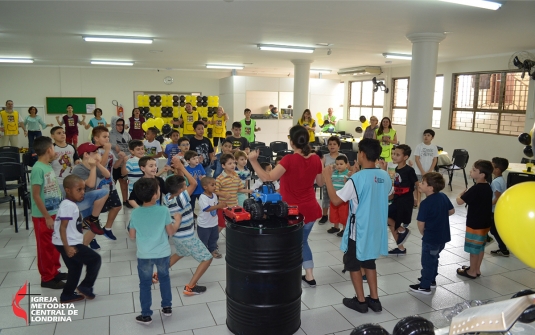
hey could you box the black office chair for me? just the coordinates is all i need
[0,162,30,208]
[319,145,329,155]
[507,172,535,188]
[269,141,288,154]
[0,146,20,154]
[440,149,469,191]
[0,151,20,163]
[257,155,271,164]
[276,150,294,159]
[0,173,19,232]
[256,146,273,160]
[340,150,357,166]
[250,141,266,150]
[340,141,353,151]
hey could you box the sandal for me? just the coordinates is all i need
[457,267,477,279]
[461,265,481,277]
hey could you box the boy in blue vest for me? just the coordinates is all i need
[323,138,392,314]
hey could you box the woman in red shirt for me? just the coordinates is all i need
[248,125,324,287]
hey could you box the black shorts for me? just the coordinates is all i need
[112,167,125,183]
[213,137,225,147]
[343,238,376,272]
[102,189,122,213]
[388,198,413,229]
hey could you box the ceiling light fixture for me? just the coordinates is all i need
[310,69,332,73]
[257,44,314,53]
[338,66,382,76]
[91,61,134,66]
[438,0,502,10]
[382,53,412,60]
[0,58,34,63]
[206,64,244,70]
[83,36,153,44]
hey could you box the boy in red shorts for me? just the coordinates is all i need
[327,156,350,237]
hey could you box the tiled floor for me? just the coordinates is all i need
[1,173,534,335]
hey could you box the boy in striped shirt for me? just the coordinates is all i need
[163,155,213,296]
[122,140,145,197]
[327,156,350,237]
[215,153,249,232]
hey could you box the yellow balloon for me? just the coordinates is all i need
[145,119,156,128]
[495,181,535,268]
[142,122,150,132]
[154,118,165,130]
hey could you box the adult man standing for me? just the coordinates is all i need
[172,103,199,138]
[323,108,337,131]
[0,100,26,147]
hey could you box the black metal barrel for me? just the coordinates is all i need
[226,220,303,335]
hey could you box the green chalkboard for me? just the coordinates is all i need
[46,97,97,115]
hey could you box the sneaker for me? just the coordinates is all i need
[362,275,367,283]
[318,215,328,225]
[409,284,432,295]
[183,284,207,296]
[123,201,133,209]
[103,228,117,241]
[336,229,344,237]
[162,307,172,317]
[60,293,85,303]
[327,227,340,234]
[77,286,96,300]
[41,279,65,289]
[396,228,411,245]
[388,247,406,255]
[402,223,410,228]
[212,250,223,259]
[417,277,437,288]
[490,249,510,257]
[55,272,68,281]
[486,235,494,243]
[302,275,316,288]
[342,296,368,313]
[83,217,104,235]
[365,296,383,312]
[89,239,101,251]
[135,315,152,325]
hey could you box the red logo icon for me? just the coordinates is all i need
[12,281,28,325]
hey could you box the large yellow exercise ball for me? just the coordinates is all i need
[495,181,535,268]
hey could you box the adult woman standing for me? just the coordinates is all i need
[24,106,53,151]
[85,108,109,130]
[248,125,324,286]
[363,116,379,139]
[374,117,397,162]
[298,109,317,143]
[128,107,145,140]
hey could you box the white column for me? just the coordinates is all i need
[405,33,445,148]
[291,59,313,125]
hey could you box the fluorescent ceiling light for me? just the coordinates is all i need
[383,53,412,60]
[83,36,153,44]
[206,64,244,70]
[310,69,332,73]
[91,61,134,66]
[0,58,34,63]
[257,44,314,53]
[439,0,502,10]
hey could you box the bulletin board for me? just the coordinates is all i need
[46,97,97,115]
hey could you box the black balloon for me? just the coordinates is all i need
[166,107,173,113]
[180,102,185,107]
[145,113,154,119]
[156,102,161,107]
[197,102,202,107]
[172,95,179,102]
[393,316,434,335]
[155,95,161,102]
[179,95,185,102]
[350,324,389,335]
[202,96,208,102]
[156,135,164,144]
[355,127,363,133]
[518,133,531,145]
[173,101,179,107]
[162,124,172,135]
[196,96,202,102]
[143,107,150,113]
[202,102,208,107]
[149,95,155,101]
[161,107,167,112]
[524,145,533,157]
[149,102,155,107]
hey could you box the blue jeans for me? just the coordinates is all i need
[420,241,445,289]
[28,131,42,152]
[197,225,219,253]
[302,221,315,269]
[137,256,171,317]
[77,189,109,218]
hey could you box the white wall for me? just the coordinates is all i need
[336,54,535,164]
[0,66,221,144]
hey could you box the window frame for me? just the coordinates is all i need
[347,78,385,121]
[449,70,529,136]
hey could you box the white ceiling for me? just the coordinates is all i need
[1,0,535,78]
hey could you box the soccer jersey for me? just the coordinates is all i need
[62,114,79,137]
[164,190,195,239]
[240,119,256,143]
